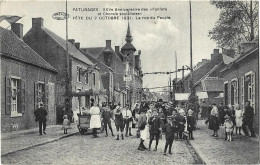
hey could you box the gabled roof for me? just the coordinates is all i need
[41,27,93,66]
[121,42,136,51]
[81,47,105,59]
[0,27,57,72]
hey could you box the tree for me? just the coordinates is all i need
[209,0,259,48]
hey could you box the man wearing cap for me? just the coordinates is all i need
[101,103,114,137]
[148,109,162,151]
[34,102,48,135]
[122,104,133,137]
[114,106,124,140]
[163,116,176,155]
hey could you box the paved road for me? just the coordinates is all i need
[2,128,198,165]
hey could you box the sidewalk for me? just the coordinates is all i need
[189,120,259,164]
[1,123,79,156]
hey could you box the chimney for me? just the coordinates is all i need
[11,23,23,39]
[68,39,75,45]
[106,40,111,47]
[138,50,141,55]
[214,49,219,55]
[32,17,43,29]
[115,46,119,52]
[75,42,80,49]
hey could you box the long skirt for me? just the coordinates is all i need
[209,115,219,131]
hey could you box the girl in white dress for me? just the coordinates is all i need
[235,104,243,135]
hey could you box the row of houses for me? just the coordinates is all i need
[173,41,259,133]
[1,18,144,132]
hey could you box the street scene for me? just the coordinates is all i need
[1,0,259,164]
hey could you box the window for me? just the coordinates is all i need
[5,77,25,117]
[84,73,88,84]
[35,81,48,111]
[244,71,256,114]
[231,78,238,105]
[77,66,81,82]
[93,72,95,86]
[224,81,228,106]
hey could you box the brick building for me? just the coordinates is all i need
[24,18,105,123]
[81,40,127,107]
[1,24,57,132]
[221,42,259,132]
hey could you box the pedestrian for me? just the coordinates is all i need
[187,109,195,140]
[200,101,208,120]
[132,103,140,128]
[235,104,243,135]
[242,101,256,137]
[34,102,48,135]
[113,106,124,140]
[89,101,101,138]
[122,104,133,137]
[63,115,70,134]
[102,103,114,137]
[137,108,148,151]
[224,114,233,141]
[218,102,224,125]
[148,109,162,151]
[208,103,219,137]
[177,111,186,140]
[205,104,212,125]
[163,116,175,155]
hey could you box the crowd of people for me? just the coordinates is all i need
[201,101,256,141]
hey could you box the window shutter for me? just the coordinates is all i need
[228,82,231,106]
[241,77,244,112]
[45,83,49,111]
[34,82,39,110]
[251,72,255,114]
[237,79,239,105]
[5,76,11,115]
[19,79,26,113]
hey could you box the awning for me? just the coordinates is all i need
[175,93,190,101]
[215,93,224,98]
[197,92,208,99]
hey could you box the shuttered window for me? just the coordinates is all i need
[241,76,244,112]
[251,72,255,114]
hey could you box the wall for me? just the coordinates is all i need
[1,57,56,132]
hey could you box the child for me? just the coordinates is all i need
[187,109,195,140]
[178,112,186,140]
[163,116,176,155]
[63,115,70,134]
[224,114,233,141]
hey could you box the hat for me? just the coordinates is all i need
[224,114,230,119]
[39,102,44,107]
[147,109,152,113]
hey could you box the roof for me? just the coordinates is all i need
[81,47,105,59]
[201,78,224,92]
[41,27,93,66]
[0,27,57,72]
[121,42,136,51]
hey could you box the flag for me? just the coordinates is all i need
[222,48,237,64]
[0,15,22,24]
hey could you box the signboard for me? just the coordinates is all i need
[124,75,132,81]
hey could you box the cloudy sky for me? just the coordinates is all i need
[1,0,220,92]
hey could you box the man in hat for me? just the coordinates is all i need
[242,101,256,137]
[163,116,176,155]
[34,102,48,135]
[148,109,162,151]
[122,104,133,137]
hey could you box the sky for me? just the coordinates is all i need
[1,0,220,92]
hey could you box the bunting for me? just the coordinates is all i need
[0,15,22,24]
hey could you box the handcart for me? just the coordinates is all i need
[77,114,91,135]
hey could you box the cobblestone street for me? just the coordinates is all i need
[2,127,198,165]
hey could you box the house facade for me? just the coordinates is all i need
[1,24,57,132]
[24,17,104,123]
[221,43,259,132]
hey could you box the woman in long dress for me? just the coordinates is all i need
[208,103,219,137]
[235,104,243,135]
[89,101,101,138]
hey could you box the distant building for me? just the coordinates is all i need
[24,18,105,123]
[1,24,57,132]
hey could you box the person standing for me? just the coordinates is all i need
[137,108,148,151]
[201,101,208,120]
[122,104,133,137]
[218,102,224,125]
[209,103,219,137]
[242,101,256,137]
[63,115,70,134]
[114,106,124,140]
[235,104,243,135]
[102,103,114,137]
[89,101,101,138]
[148,109,162,151]
[163,116,175,155]
[177,111,186,140]
[34,102,48,135]
[187,109,195,140]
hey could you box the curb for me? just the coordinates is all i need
[1,132,78,157]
